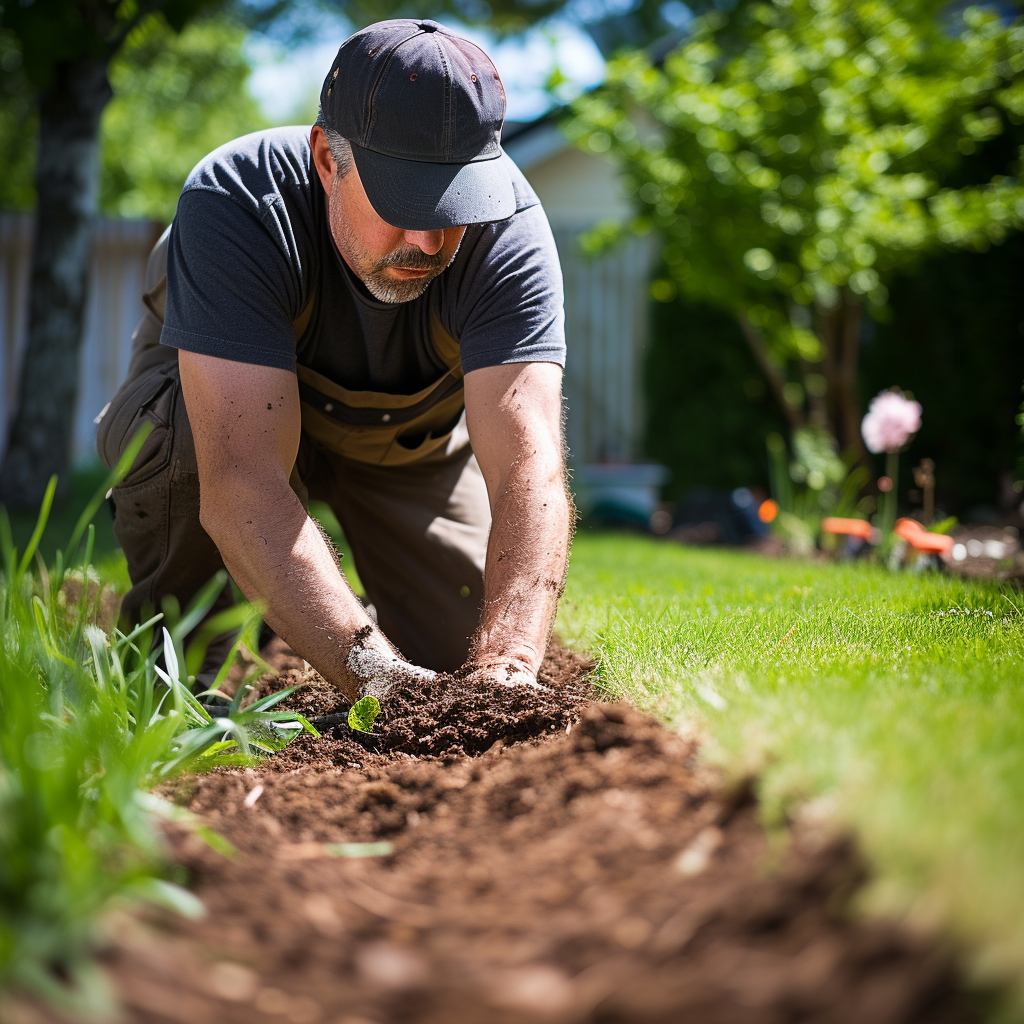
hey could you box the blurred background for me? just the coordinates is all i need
[0,0,1022,549]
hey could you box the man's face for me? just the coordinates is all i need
[326,151,466,304]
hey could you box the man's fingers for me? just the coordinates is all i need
[464,659,548,691]
[347,643,436,699]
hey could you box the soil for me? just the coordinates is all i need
[49,641,987,1024]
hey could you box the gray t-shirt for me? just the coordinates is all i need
[161,126,565,395]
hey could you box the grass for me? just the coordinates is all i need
[559,532,1024,1016]
[5,463,127,590]
[0,458,318,1015]
[4,463,361,597]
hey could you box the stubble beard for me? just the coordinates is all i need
[330,180,461,304]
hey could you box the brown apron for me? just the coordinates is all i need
[141,227,467,467]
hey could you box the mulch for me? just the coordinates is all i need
[43,641,988,1024]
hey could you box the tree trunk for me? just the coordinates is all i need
[737,312,805,432]
[810,291,869,470]
[0,58,111,509]
[835,295,867,466]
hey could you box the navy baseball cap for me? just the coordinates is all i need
[319,19,515,231]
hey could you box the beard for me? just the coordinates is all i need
[330,181,461,304]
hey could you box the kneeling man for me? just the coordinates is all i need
[97,19,571,699]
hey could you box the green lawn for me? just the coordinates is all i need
[559,532,1024,1014]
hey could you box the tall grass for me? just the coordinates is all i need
[0,435,315,1013]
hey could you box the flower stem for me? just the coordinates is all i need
[881,450,899,538]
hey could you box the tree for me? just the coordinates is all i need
[0,0,230,509]
[566,0,1024,468]
[100,16,269,222]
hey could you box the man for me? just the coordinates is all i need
[97,19,571,700]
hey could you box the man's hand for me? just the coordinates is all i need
[460,658,546,690]
[347,630,437,699]
[464,360,570,680]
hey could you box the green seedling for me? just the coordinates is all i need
[323,842,393,858]
[348,695,381,732]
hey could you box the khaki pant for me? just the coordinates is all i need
[97,253,490,674]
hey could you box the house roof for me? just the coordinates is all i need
[502,113,569,173]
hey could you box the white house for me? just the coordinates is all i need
[503,116,655,468]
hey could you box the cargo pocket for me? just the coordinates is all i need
[97,369,179,487]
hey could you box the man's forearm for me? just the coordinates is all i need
[202,482,385,700]
[472,456,572,675]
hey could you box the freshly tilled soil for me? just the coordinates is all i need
[84,641,982,1024]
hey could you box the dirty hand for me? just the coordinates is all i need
[462,658,546,690]
[347,642,436,700]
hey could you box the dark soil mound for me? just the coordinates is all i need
[90,645,983,1024]
[243,639,595,767]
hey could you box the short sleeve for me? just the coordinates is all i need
[161,189,304,372]
[449,202,566,374]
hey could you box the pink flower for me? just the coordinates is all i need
[861,389,922,454]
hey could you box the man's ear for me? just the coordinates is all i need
[310,126,337,197]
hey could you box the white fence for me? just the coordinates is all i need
[0,215,161,464]
[554,228,654,464]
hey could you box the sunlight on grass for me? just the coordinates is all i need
[560,532,1024,1011]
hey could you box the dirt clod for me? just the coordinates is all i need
[92,640,983,1024]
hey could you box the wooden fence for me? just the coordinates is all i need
[0,215,161,464]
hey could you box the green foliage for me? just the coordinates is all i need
[569,0,1024,356]
[0,0,225,92]
[560,533,1024,1014]
[766,426,867,552]
[348,694,381,733]
[568,0,1024,455]
[643,295,788,496]
[100,15,269,221]
[0,31,36,211]
[0,13,266,217]
[0,449,315,1011]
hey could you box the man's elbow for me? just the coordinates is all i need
[198,489,240,553]
[196,469,255,550]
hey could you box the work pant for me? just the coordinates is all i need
[96,324,491,676]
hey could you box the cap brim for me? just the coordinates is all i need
[350,143,517,230]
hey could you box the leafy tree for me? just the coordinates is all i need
[1,17,269,220]
[0,0,231,509]
[100,17,269,221]
[566,0,1024,470]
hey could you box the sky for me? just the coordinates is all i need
[244,17,608,126]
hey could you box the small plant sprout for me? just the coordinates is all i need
[348,695,381,733]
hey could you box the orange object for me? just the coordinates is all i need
[821,517,874,541]
[894,518,954,554]
[758,499,779,523]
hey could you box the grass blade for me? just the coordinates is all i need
[15,474,57,580]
